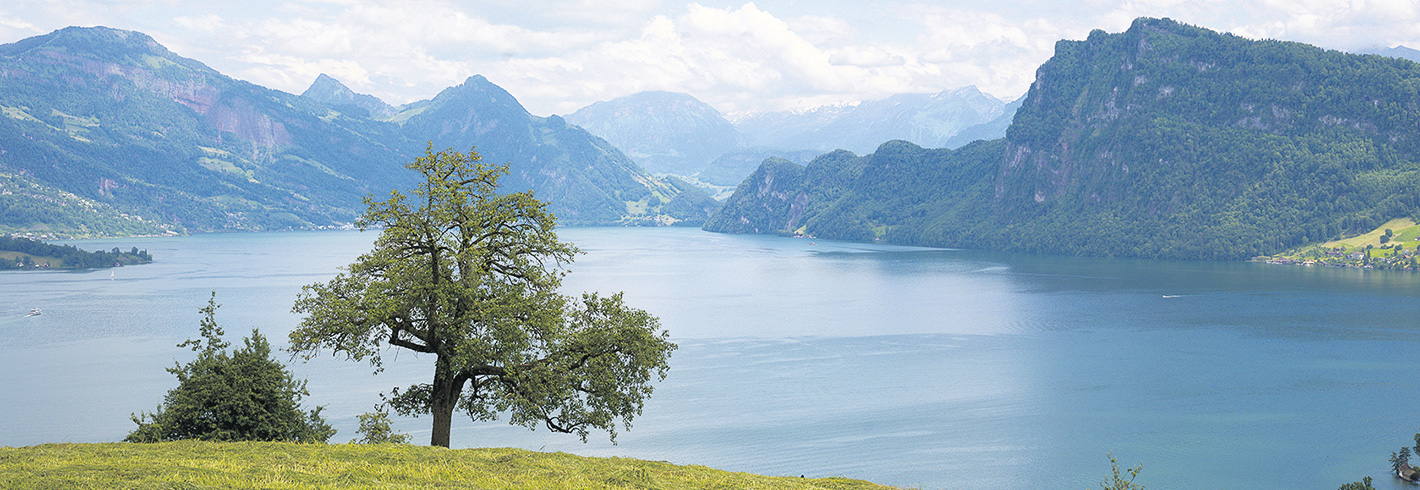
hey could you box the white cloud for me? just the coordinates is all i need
[174,14,224,34]
[477,3,876,114]
[7,0,1420,117]
[0,12,38,32]
[829,46,905,68]
[1226,0,1420,49]
[786,15,854,45]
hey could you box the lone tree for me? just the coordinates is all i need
[127,293,334,443]
[290,146,675,448]
[351,405,411,445]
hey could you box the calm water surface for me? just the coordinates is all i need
[1,227,1418,489]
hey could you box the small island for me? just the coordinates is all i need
[0,234,152,270]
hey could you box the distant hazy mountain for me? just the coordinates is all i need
[0,27,716,237]
[941,97,1023,148]
[1357,45,1420,64]
[732,87,1012,154]
[565,88,1016,192]
[300,74,397,119]
[564,91,745,176]
[697,148,822,187]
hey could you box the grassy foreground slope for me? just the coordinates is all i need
[0,442,896,490]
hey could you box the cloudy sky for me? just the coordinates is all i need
[1,1,1417,116]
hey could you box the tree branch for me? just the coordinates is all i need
[388,329,434,353]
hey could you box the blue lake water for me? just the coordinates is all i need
[1,227,1418,489]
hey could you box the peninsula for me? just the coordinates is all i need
[0,235,152,270]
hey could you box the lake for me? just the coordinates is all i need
[2,227,1418,489]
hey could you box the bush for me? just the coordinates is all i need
[126,293,333,443]
[352,406,411,444]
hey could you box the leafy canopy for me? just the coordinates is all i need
[290,145,675,447]
[127,293,333,443]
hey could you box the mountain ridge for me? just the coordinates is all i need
[563,91,745,177]
[0,26,715,237]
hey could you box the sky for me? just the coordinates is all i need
[1,1,1418,117]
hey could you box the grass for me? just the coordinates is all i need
[0,441,899,490]
[1319,217,1419,250]
[0,251,65,268]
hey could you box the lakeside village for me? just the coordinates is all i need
[1259,218,1420,271]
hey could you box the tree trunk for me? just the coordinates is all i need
[429,355,462,448]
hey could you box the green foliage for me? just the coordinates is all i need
[127,293,333,444]
[707,18,1420,260]
[0,234,151,269]
[1338,476,1375,490]
[1092,453,1144,490]
[351,406,410,445]
[1392,447,1412,475]
[0,442,897,490]
[291,146,676,447]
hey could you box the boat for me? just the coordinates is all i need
[26,308,41,316]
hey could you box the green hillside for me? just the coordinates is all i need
[707,18,1420,260]
[0,442,895,490]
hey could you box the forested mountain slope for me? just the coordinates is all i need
[707,18,1420,260]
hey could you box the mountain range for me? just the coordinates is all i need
[564,91,745,177]
[731,86,1015,155]
[562,86,1020,190]
[0,26,714,237]
[706,18,1420,261]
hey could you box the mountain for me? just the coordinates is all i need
[0,27,715,237]
[395,77,717,225]
[696,147,822,188]
[299,74,397,119]
[732,87,1011,154]
[707,18,1420,261]
[563,91,745,176]
[0,26,413,236]
[563,88,1015,191]
[1357,45,1420,64]
[728,104,853,151]
[941,97,1023,149]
